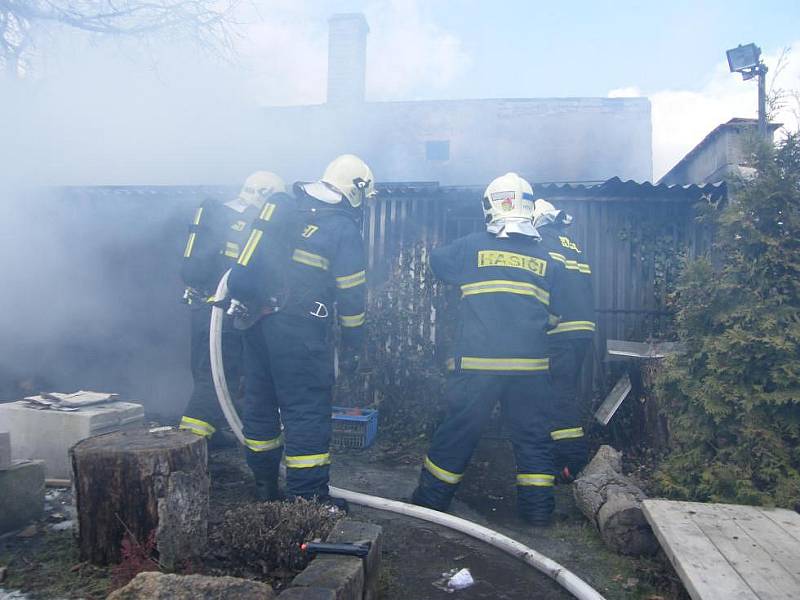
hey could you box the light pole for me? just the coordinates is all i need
[726,43,769,140]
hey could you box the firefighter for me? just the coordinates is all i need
[227,154,374,504]
[533,199,595,480]
[178,171,286,448]
[411,173,566,526]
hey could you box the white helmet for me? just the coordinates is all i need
[238,171,286,208]
[320,154,376,208]
[482,173,535,225]
[533,198,573,228]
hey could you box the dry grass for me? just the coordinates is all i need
[212,499,341,576]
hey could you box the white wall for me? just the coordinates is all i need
[261,97,653,185]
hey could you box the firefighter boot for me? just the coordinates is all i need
[246,448,283,502]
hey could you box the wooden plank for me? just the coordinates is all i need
[644,499,800,600]
[723,505,800,578]
[689,504,798,600]
[760,506,800,545]
[643,499,759,600]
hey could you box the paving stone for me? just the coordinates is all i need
[291,555,364,600]
[326,519,383,600]
[0,460,45,534]
[0,432,10,469]
[277,587,337,600]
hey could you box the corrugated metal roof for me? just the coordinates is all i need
[55,177,726,203]
[377,176,726,202]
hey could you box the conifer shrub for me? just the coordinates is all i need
[656,134,800,507]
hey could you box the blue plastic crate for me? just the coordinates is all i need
[331,406,378,449]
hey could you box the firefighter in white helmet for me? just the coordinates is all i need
[412,172,568,526]
[227,155,373,506]
[178,171,286,449]
[533,198,595,481]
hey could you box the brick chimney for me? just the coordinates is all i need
[327,13,369,105]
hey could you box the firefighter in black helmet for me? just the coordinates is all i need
[533,199,596,481]
[178,172,286,447]
[411,173,567,526]
[227,155,374,504]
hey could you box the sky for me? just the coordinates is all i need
[2,0,799,183]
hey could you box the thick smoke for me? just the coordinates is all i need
[0,32,284,414]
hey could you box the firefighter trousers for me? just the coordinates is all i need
[413,373,557,522]
[241,313,334,499]
[548,337,591,476]
[179,305,243,439]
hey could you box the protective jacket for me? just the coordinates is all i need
[181,198,260,300]
[178,197,257,440]
[228,184,367,500]
[228,188,367,349]
[431,231,564,373]
[535,218,595,477]
[414,230,566,524]
[536,224,595,339]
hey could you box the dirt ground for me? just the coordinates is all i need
[331,440,686,600]
[0,439,686,600]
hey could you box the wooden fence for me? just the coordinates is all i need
[365,179,722,349]
[0,181,723,414]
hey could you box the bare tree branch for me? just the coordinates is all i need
[767,46,792,121]
[0,0,239,76]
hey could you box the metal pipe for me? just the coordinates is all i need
[757,62,769,140]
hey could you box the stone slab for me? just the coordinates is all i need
[0,401,144,479]
[326,519,383,600]
[278,588,337,600]
[0,432,10,469]
[107,572,275,599]
[291,555,364,600]
[0,460,45,534]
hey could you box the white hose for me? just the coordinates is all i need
[330,486,606,600]
[208,272,607,600]
[209,269,245,443]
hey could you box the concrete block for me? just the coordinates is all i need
[291,555,364,600]
[326,520,383,600]
[0,432,10,469]
[278,588,337,600]
[0,401,144,479]
[0,460,45,534]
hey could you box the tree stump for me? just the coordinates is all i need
[71,429,209,567]
[573,445,658,556]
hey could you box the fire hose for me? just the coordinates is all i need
[209,270,607,600]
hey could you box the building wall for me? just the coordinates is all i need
[659,120,772,186]
[659,130,737,185]
[261,97,653,185]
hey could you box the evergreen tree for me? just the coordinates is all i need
[656,134,800,507]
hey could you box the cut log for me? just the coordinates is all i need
[71,429,209,567]
[573,445,658,556]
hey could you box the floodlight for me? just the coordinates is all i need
[724,42,769,140]
[726,43,761,73]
